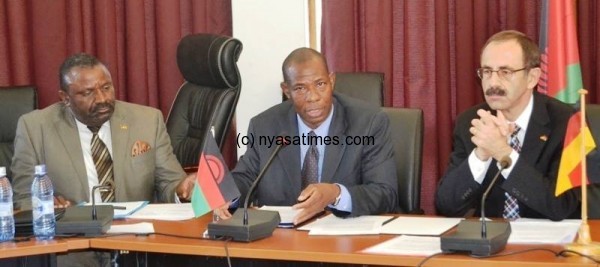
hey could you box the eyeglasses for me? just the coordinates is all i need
[476,67,528,80]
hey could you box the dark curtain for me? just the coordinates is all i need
[322,0,600,215]
[0,0,236,166]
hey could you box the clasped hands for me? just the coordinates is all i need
[470,109,515,162]
[214,183,341,225]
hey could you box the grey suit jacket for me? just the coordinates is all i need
[11,101,186,209]
[232,93,398,217]
[435,92,578,220]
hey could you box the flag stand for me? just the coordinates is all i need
[565,89,600,257]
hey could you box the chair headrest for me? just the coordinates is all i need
[177,34,243,89]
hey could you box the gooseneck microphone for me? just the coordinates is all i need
[207,133,289,242]
[91,185,113,220]
[441,156,514,256]
[481,156,512,238]
[243,140,288,225]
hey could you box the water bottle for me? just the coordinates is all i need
[31,164,55,240]
[0,166,14,242]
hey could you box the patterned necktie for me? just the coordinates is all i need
[88,126,115,202]
[301,131,319,189]
[503,124,521,219]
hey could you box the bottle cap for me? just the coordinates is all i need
[0,166,5,177]
[34,164,46,175]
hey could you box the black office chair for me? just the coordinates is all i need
[166,34,243,168]
[585,104,600,218]
[333,72,384,106]
[383,107,424,214]
[0,86,37,179]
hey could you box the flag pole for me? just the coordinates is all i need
[566,89,600,257]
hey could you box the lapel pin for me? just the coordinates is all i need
[120,124,128,130]
[540,135,548,142]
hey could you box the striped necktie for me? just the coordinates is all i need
[88,126,115,202]
[301,131,319,189]
[503,125,521,219]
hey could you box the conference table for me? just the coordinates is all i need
[2,214,599,266]
[89,215,600,267]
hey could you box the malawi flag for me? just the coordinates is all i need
[538,0,583,104]
[555,112,597,196]
[191,134,240,217]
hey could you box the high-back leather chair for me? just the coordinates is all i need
[331,72,423,213]
[383,107,424,214]
[334,72,384,106]
[585,104,600,218]
[0,86,37,179]
[166,34,243,168]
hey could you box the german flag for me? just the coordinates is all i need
[555,111,597,196]
[191,134,240,217]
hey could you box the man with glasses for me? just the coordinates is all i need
[435,30,578,220]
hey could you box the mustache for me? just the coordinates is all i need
[92,102,114,113]
[485,87,506,96]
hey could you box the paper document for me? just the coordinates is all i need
[299,214,393,235]
[126,203,195,221]
[508,218,581,244]
[362,235,442,256]
[258,206,301,228]
[107,222,155,234]
[82,201,148,219]
[380,216,461,236]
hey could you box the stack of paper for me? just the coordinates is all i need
[83,201,148,219]
[508,218,581,244]
[258,206,301,228]
[298,214,393,235]
[380,217,461,235]
[127,203,195,221]
[362,235,442,256]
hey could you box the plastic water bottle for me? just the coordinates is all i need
[0,166,14,242]
[31,164,55,240]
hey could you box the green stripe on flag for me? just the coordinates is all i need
[555,63,583,104]
[191,182,211,217]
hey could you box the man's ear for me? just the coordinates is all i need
[527,67,542,90]
[281,82,291,100]
[329,72,336,89]
[58,90,70,106]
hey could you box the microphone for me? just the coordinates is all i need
[91,185,112,220]
[441,156,513,256]
[207,133,288,242]
[481,157,511,238]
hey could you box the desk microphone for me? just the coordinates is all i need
[91,185,112,220]
[207,133,288,242]
[441,156,513,256]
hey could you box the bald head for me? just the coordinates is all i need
[282,48,329,84]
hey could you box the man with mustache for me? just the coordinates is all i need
[435,30,578,220]
[11,53,195,265]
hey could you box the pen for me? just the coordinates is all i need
[113,206,127,210]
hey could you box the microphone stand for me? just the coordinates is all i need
[441,156,513,256]
[207,136,287,242]
[91,185,112,220]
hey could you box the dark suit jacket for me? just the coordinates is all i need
[435,92,578,221]
[11,101,186,210]
[232,93,398,216]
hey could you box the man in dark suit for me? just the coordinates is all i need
[435,30,578,221]
[218,47,398,224]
